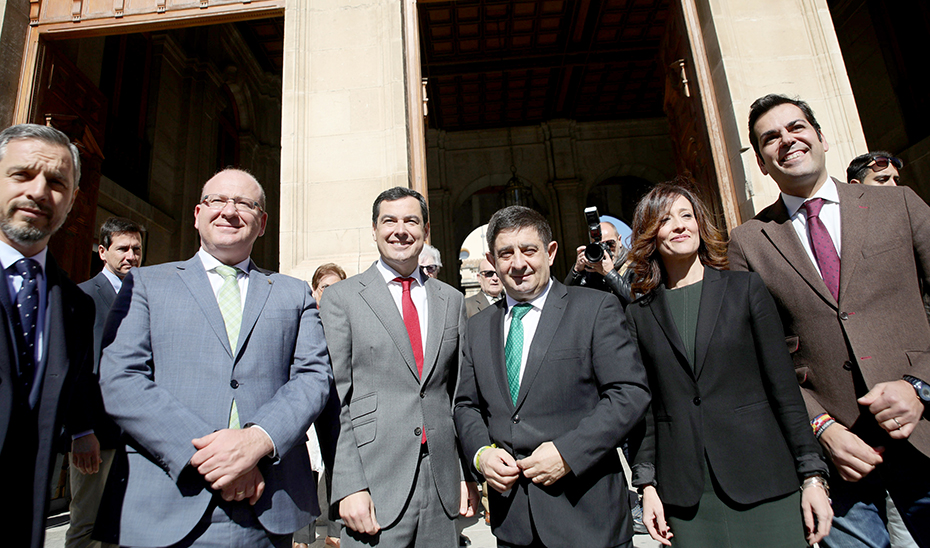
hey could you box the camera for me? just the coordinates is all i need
[584,206,611,263]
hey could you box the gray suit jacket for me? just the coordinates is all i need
[320,263,466,527]
[97,255,334,546]
[465,292,490,318]
[729,182,930,457]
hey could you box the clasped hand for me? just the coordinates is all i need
[189,427,274,504]
[480,441,571,493]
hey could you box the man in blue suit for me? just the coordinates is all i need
[0,123,96,548]
[98,168,334,547]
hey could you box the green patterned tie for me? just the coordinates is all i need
[505,303,533,405]
[216,265,242,428]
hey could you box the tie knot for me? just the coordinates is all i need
[802,198,825,218]
[510,302,532,320]
[13,258,40,281]
[216,265,240,280]
[393,276,415,291]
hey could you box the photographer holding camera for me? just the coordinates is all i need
[565,208,635,308]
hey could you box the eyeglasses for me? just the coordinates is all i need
[422,264,439,274]
[201,194,263,213]
[479,270,498,278]
[867,157,903,173]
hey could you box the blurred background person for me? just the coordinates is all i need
[846,152,902,186]
[311,263,347,308]
[419,243,442,278]
[626,181,832,547]
[464,257,502,318]
[564,219,634,308]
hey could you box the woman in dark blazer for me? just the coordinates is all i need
[625,181,832,547]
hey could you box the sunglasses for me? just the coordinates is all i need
[422,265,439,274]
[479,270,498,278]
[867,157,903,172]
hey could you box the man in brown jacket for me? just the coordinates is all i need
[729,94,930,547]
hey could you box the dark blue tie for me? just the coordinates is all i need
[13,258,40,387]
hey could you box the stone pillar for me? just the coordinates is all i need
[0,0,30,127]
[693,0,867,218]
[549,178,584,279]
[280,0,410,281]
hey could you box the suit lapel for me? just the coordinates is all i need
[0,267,19,363]
[515,281,566,410]
[422,278,446,384]
[487,300,512,409]
[648,286,693,379]
[692,267,725,379]
[94,272,117,310]
[759,199,836,307]
[237,264,273,361]
[837,182,867,301]
[38,256,67,413]
[176,256,234,358]
[358,265,421,380]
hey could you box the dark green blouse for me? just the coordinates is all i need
[665,280,703,369]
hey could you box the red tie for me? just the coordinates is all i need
[394,277,425,443]
[802,198,841,302]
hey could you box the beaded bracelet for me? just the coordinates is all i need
[810,413,833,435]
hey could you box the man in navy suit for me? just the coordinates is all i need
[0,123,96,548]
[68,217,143,548]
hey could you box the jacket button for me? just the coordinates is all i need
[420,391,425,399]
[839,312,849,320]
[513,415,520,424]
[414,427,422,436]
[693,397,701,406]
[230,379,239,389]
[843,361,853,371]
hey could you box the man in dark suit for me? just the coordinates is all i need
[465,257,502,318]
[98,169,334,546]
[454,205,650,548]
[729,94,930,546]
[68,217,143,548]
[321,187,478,547]
[0,123,96,548]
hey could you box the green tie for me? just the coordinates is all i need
[505,303,533,405]
[216,265,242,428]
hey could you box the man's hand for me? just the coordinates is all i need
[858,380,923,439]
[801,479,833,545]
[479,447,521,493]
[818,423,883,481]
[70,433,102,475]
[572,246,615,277]
[517,441,571,486]
[641,485,673,546]
[340,489,380,535]
[460,481,480,517]
[220,466,265,505]
[190,427,274,491]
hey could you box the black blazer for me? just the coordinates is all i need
[76,271,123,449]
[625,267,827,508]
[0,253,95,548]
[454,280,650,547]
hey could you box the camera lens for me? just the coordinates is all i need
[584,242,604,263]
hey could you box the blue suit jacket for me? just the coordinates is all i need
[98,255,334,546]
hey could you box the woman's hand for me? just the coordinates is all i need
[641,485,674,546]
[801,478,833,545]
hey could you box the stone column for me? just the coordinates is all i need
[550,178,584,279]
[0,0,30,127]
[280,0,410,280]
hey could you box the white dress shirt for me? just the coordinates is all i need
[504,279,552,382]
[780,177,843,279]
[198,248,252,312]
[101,266,124,294]
[376,258,429,358]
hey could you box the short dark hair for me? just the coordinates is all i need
[628,177,728,296]
[486,206,552,254]
[311,263,347,290]
[99,217,144,250]
[372,187,429,225]
[748,94,823,158]
[846,151,903,184]
[0,123,82,186]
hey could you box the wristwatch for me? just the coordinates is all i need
[903,375,930,409]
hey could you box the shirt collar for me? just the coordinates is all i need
[101,267,123,293]
[781,176,840,218]
[377,257,426,287]
[0,240,47,273]
[505,278,552,314]
[197,247,252,275]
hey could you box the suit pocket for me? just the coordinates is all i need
[351,392,377,419]
[353,418,377,447]
[734,400,769,413]
[785,335,800,354]
[548,347,586,361]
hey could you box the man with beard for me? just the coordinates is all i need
[0,123,96,548]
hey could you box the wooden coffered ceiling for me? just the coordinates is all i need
[418,0,670,132]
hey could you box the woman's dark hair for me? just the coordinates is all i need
[628,177,728,295]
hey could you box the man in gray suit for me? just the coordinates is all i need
[69,216,143,548]
[98,168,334,547]
[464,257,502,319]
[321,187,478,547]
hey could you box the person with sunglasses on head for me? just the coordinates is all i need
[847,152,903,187]
[564,220,636,308]
[465,258,503,319]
